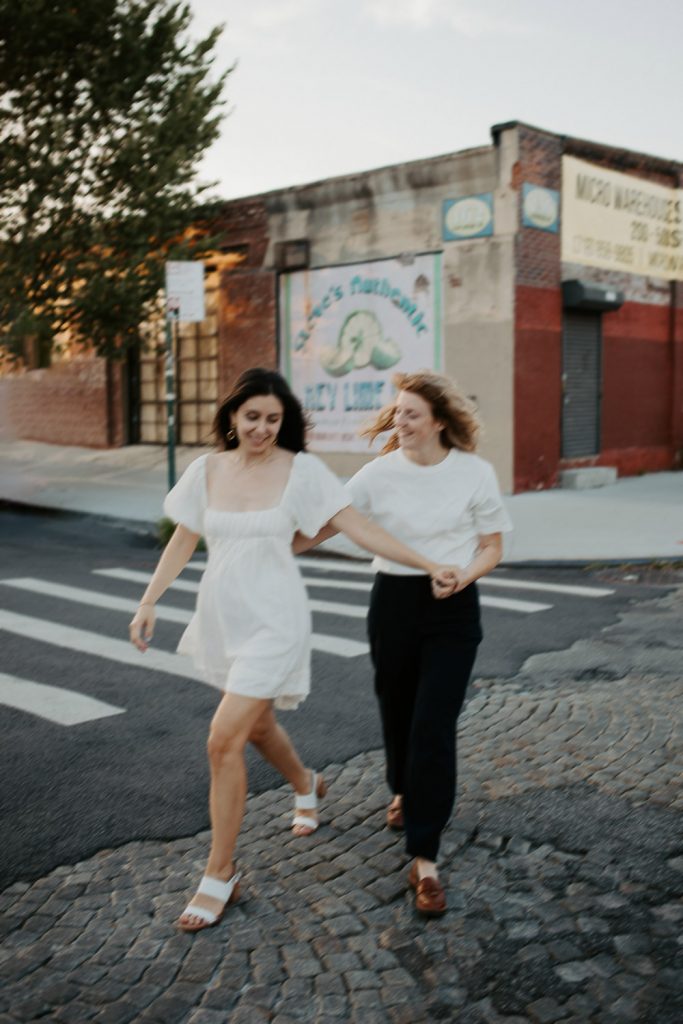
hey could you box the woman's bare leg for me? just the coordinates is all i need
[179,692,269,928]
[248,705,309,790]
[249,706,322,833]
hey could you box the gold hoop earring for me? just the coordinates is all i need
[226,427,237,443]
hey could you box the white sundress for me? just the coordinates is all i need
[163,451,350,710]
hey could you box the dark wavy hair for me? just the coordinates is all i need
[213,368,309,452]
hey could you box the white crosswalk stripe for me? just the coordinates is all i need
[94,567,376,595]
[186,556,376,577]
[1,578,191,623]
[309,599,367,619]
[95,567,199,593]
[481,595,552,613]
[304,576,372,592]
[0,578,367,658]
[0,559,616,726]
[0,672,125,726]
[480,576,614,598]
[94,566,552,614]
[0,608,207,682]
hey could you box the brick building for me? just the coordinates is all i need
[2,120,682,493]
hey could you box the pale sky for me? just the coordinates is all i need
[189,0,682,201]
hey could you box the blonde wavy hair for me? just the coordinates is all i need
[361,370,480,454]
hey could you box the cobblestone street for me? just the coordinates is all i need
[1,583,681,1024]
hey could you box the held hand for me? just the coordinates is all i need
[430,565,467,599]
[129,603,155,652]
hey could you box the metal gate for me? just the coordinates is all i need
[136,266,219,445]
[561,311,601,458]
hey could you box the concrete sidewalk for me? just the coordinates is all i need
[1,438,682,563]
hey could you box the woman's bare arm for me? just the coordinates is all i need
[328,505,445,576]
[129,524,200,651]
[445,532,503,593]
[292,524,340,555]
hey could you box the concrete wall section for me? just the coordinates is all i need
[442,239,515,492]
[264,148,498,268]
[261,147,516,490]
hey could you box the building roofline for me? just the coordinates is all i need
[211,120,681,213]
[217,142,494,207]
[491,120,682,175]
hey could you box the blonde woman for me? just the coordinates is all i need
[129,368,456,933]
[297,371,512,916]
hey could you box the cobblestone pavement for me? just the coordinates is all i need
[1,585,682,1024]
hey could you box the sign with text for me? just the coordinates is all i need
[561,156,683,281]
[164,261,205,322]
[280,255,442,452]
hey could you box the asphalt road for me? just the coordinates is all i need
[0,506,666,889]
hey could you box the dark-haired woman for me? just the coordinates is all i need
[129,368,455,933]
[297,370,512,917]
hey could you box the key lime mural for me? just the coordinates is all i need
[280,254,442,452]
[320,310,402,376]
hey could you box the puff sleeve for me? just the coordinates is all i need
[470,461,513,536]
[291,453,350,538]
[163,455,207,535]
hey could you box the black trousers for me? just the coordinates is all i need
[367,573,482,862]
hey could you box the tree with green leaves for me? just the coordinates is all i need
[0,0,230,364]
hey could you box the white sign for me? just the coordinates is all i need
[561,156,683,281]
[280,255,442,452]
[164,261,206,322]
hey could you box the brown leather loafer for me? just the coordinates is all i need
[408,862,447,917]
[386,802,404,831]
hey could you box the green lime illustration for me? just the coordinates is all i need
[319,310,403,377]
[337,310,383,369]
[319,346,356,377]
[371,337,401,369]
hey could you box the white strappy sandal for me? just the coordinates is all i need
[177,871,241,932]
[291,771,327,836]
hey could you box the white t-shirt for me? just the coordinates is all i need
[346,448,513,575]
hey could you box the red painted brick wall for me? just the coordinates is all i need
[673,282,683,459]
[217,270,277,400]
[514,285,563,491]
[209,196,279,402]
[512,123,683,489]
[602,302,671,449]
[0,358,115,447]
[513,126,564,491]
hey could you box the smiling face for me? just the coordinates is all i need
[231,394,284,454]
[394,389,445,453]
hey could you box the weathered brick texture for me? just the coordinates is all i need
[217,270,277,399]
[0,358,121,447]
[512,123,683,488]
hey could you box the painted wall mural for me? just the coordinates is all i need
[280,254,442,452]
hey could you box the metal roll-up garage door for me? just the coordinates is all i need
[561,311,601,458]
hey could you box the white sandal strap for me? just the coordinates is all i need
[181,903,218,925]
[295,772,319,811]
[292,814,320,832]
[197,873,240,902]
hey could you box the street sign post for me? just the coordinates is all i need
[163,262,205,490]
